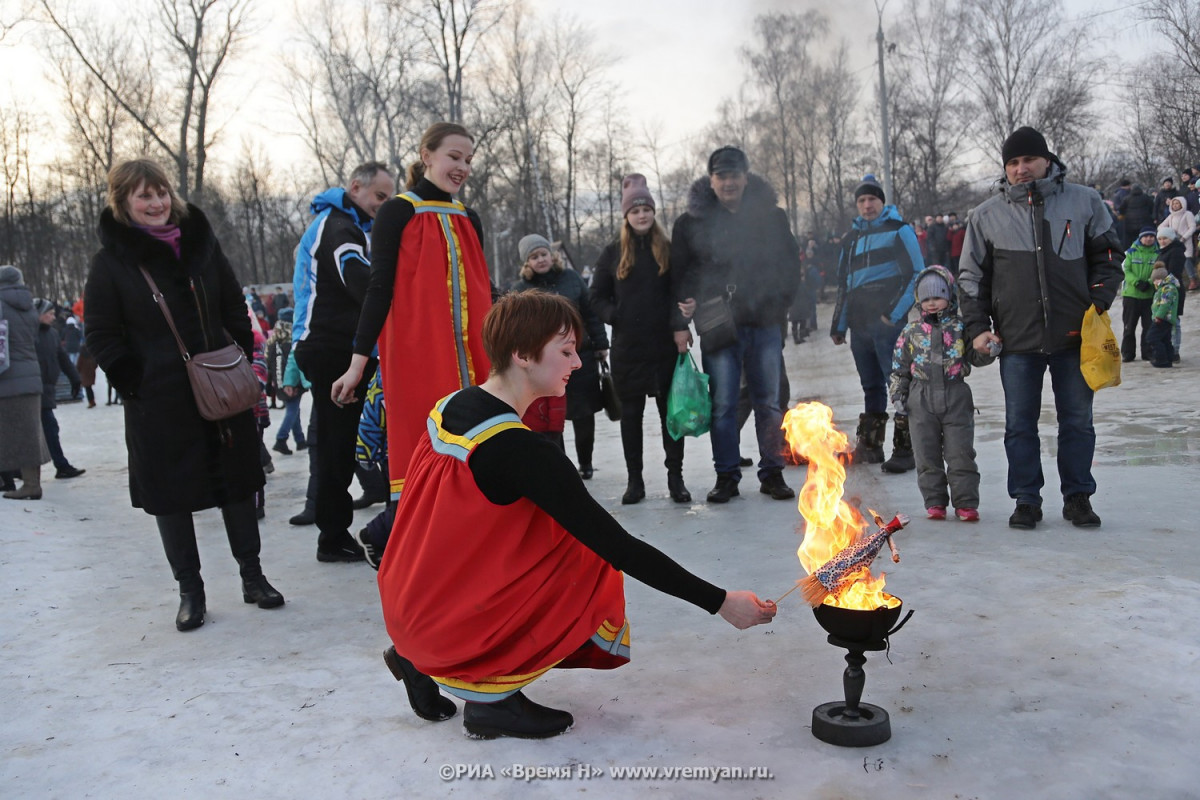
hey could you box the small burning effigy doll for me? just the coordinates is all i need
[799,513,908,607]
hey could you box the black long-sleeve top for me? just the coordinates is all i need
[353,179,485,357]
[446,386,727,615]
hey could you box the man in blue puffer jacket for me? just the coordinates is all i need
[831,175,923,473]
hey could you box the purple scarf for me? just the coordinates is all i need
[138,224,182,259]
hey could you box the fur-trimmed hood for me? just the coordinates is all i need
[97,203,219,267]
[686,173,781,217]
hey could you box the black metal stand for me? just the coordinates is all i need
[810,635,891,747]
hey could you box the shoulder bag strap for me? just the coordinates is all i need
[138,266,192,362]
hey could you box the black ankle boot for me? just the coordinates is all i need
[242,575,285,608]
[667,472,691,503]
[622,474,645,505]
[176,590,206,631]
[463,691,573,739]
[384,646,456,721]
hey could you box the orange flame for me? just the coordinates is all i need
[782,402,899,610]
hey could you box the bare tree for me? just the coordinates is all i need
[284,0,434,184]
[963,0,1095,154]
[547,14,610,247]
[1146,0,1200,83]
[407,0,505,122]
[886,0,973,216]
[38,0,254,202]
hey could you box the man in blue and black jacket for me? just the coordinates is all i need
[831,175,923,473]
[291,161,395,563]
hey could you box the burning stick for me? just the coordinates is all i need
[797,513,909,607]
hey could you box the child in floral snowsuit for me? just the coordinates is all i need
[889,265,994,521]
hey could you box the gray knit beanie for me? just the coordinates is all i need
[0,264,22,285]
[916,272,950,303]
[518,234,553,264]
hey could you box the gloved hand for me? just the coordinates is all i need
[1135,280,1153,292]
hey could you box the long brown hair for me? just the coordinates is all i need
[107,158,188,226]
[617,218,670,279]
[406,122,474,190]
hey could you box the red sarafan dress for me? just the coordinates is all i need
[378,391,629,702]
[376,192,492,499]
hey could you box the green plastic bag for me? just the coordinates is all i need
[666,352,712,441]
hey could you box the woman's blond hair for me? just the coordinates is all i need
[406,122,474,190]
[107,158,187,226]
[617,217,670,279]
[519,246,564,281]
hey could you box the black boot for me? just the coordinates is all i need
[463,691,573,739]
[622,473,645,505]
[852,412,888,464]
[156,512,205,632]
[880,414,915,474]
[384,646,457,721]
[222,497,285,609]
[667,471,691,503]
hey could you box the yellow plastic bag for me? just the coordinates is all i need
[1080,306,1121,391]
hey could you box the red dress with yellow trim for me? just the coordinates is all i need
[378,391,629,702]
[376,191,491,499]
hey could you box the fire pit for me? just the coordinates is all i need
[780,402,916,748]
[810,601,912,747]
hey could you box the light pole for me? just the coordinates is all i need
[875,0,894,204]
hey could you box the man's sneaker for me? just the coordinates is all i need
[272,440,292,455]
[758,472,795,500]
[1062,493,1101,528]
[355,527,385,570]
[316,538,366,563]
[289,508,315,526]
[954,507,980,522]
[926,506,947,520]
[706,475,740,503]
[1008,503,1043,530]
[55,466,86,479]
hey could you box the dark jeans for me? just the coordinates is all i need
[571,414,595,469]
[849,316,906,414]
[1148,319,1175,366]
[294,344,376,546]
[1120,296,1152,360]
[701,324,785,480]
[998,350,1096,506]
[40,407,69,471]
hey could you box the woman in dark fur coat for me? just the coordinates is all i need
[85,158,283,632]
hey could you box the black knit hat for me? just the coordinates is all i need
[1001,127,1052,165]
[707,146,749,175]
[854,174,885,203]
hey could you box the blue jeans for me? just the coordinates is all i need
[850,317,905,414]
[701,325,785,480]
[276,395,305,445]
[40,407,69,471]
[998,350,1096,506]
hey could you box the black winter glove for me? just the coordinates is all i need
[1135,280,1153,292]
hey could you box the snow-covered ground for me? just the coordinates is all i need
[3,298,1198,799]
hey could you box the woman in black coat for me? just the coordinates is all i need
[509,234,608,478]
[590,174,690,505]
[84,158,283,632]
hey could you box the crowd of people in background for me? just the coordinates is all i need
[1,120,1191,740]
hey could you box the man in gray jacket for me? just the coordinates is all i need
[958,127,1122,531]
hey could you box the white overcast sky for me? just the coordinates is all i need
[0,0,1162,180]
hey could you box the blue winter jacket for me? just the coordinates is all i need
[291,188,375,353]
[831,205,924,335]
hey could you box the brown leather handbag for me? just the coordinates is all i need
[139,267,260,421]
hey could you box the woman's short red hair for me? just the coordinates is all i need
[483,290,584,375]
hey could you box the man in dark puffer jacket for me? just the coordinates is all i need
[670,146,801,504]
[958,127,1122,531]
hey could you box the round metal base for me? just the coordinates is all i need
[811,702,891,747]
